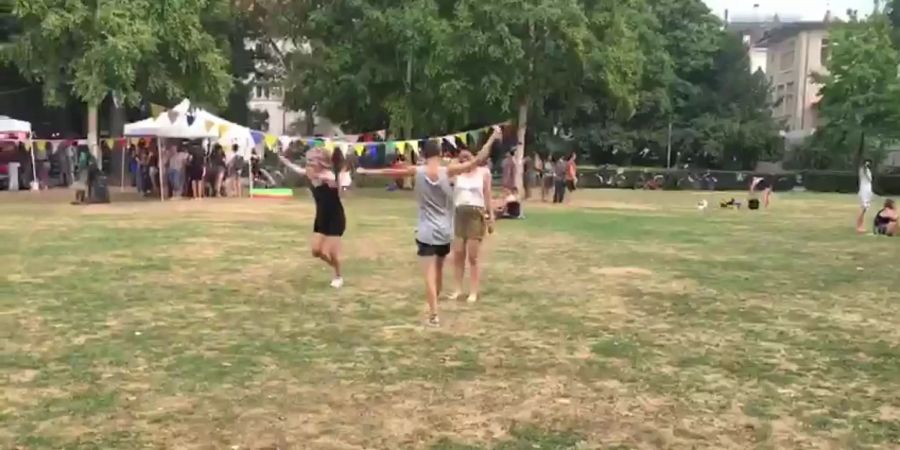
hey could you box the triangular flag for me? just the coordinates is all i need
[444,136,457,148]
[470,129,483,145]
[278,136,293,150]
[395,141,406,155]
[35,140,46,151]
[324,140,335,153]
[264,134,278,149]
[354,144,365,156]
[409,140,419,155]
[376,129,387,140]
[150,103,166,117]
[104,138,115,149]
[130,138,140,146]
[167,110,179,124]
[337,143,348,156]
[456,133,468,146]
[385,141,396,155]
[217,124,231,137]
[205,120,216,132]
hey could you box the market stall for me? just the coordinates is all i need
[0,116,33,191]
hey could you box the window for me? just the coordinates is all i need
[780,50,795,70]
[820,38,830,63]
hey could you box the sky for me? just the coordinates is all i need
[703,0,875,21]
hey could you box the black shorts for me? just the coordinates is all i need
[416,240,450,258]
[566,180,576,192]
[313,211,346,237]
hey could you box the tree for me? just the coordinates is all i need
[450,0,644,193]
[6,0,232,164]
[816,7,900,168]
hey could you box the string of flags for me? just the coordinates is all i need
[246,121,508,158]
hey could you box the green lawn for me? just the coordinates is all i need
[1,189,899,449]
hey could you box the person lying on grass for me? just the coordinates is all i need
[874,199,898,236]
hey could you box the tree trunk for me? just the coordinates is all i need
[110,102,126,138]
[87,103,100,170]
[304,106,315,136]
[515,97,529,196]
[856,130,866,168]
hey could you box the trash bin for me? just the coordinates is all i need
[90,174,110,203]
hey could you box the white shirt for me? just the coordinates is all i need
[454,167,487,208]
[859,166,873,195]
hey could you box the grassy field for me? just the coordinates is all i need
[1,189,899,450]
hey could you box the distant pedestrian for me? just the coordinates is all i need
[553,155,567,204]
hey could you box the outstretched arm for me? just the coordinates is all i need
[448,126,503,177]
[278,155,306,176]
[356,166,417,178]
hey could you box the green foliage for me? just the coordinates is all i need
[6,0,232,108]
[816,8,900,165]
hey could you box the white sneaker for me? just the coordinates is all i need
[427,314,440,327]
[330,277,344,289]
[447,290,461,301]
[466,294,478,304]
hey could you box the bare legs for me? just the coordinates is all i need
[421,255,446,321]
[451,238,483,302]
[311,234,343,286]
[857,206,868,234]
[192,179,203,200]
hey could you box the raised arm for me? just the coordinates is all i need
[278,154,307,176]
[356,166,417,178]
[448,126,502,177]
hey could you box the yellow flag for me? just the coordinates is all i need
[205,120,216,132]
[105,138,115,149]
[354,144,365,156]
[217,124,231,137]
[130,138,140,146]
[150,103,166,117]
[264,134,278,149]
[35,140,46,151]
[396,141,406,155]
[457,133,468,146]
[409,140,419,155]
[324,140,335,153]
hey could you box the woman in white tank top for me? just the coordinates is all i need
[449,148,493,304]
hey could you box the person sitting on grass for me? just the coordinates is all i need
[494,188,522,220]
[874,199,898,236]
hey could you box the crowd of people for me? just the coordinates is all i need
[127,142,250,200]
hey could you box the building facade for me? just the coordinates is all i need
[760,21,831,139]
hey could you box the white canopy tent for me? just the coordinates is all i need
[0,116,36,191]
[123,100,259,200]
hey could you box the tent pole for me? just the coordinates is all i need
[157,138,165,201]
[120,141,126,193]
[29,139,38,191]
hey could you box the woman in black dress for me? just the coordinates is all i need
[187,146,206,199]
[209,144,226,197]
[278,148,346,288]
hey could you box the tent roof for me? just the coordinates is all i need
[0,116,32,133]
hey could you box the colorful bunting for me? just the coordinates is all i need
[376,129,387,140]
[104,138,115,149]
[250,131,264,145]
[204,120,216,132]
[217,124,231,137]
[354,144,365,156]
[130,138,140,146]
[324,140,336,153]
[167,110,180,124]
[150,103,166,117]
[264,134,278,149]
[278,136,293,149]
[35,140,46,152]
[456,133,468,146]
[385,141,396,155]
[409,140,419,155]
[443,136,457,148]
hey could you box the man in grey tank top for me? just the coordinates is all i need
[357,127,502,327]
